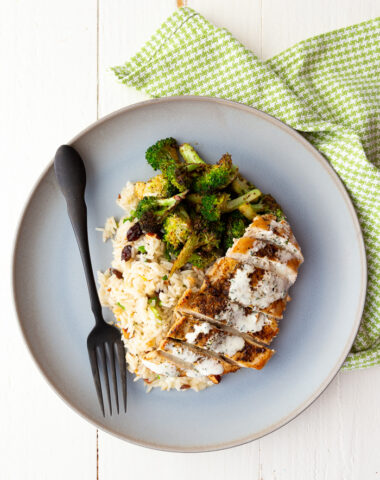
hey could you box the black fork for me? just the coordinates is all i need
[54,145,127,416]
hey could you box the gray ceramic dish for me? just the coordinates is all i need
[13,96,366,452]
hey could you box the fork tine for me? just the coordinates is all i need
[87,346,105,417]
[116,342,127,412]
[99,344,112,416]
[107,342,119,414]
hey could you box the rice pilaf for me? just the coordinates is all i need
[97,182,212,392]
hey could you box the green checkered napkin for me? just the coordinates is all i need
[113,8,380,370]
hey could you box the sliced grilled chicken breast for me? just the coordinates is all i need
[141,350,187,377]
[226,236,301,283]
[155,214,303,384]
[244,214,303,261]
[203,257,291,317]
[143,349,223,384]
[160,338,239,377]
[176,289,279,344]
[168,315,273,369]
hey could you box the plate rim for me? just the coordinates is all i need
[12,95,367,452]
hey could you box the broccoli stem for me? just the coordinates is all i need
[231,174,258,220]
[231,174,254,195]
[187,189,261,217]
[250,201,266,212]
[169,233,199,276]
[186,193,204,204]
[224,188,262,212]
[238,203,256,220]
[184,163,202,173]
[249,201,277,214]
[155,190,188,211]
[179,144,206,166]
[243,197,285,221]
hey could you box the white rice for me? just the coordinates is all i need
[97,182,212,392]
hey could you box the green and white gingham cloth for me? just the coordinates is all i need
[113,8,380,370]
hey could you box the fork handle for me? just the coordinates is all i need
[54,145,103,325]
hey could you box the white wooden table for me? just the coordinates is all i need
[2,1,380,478]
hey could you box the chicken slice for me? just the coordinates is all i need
[203,256,239,290]
[176,289,279,344]
[141,350,187,377]
[142,349,223,384]
[226,236,302,284]
[159,338,239,379]
[168,315,274,370]
[244,214,303,261]
[203,257,291,317]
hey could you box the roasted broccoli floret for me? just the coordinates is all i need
[187,188,261,221]
[135,191,188,232]
[145,138,201,192]
[192,154,238,193]
[197,220,225,252]
[145,137,180,171]
[188,249,219,269]
[199,193,230,222]
[163,207,192,249]
[134,174,176,199]
[179,143,207,166]
[170,217,224,275]
[141,138,282,271]
[224,211,249,249]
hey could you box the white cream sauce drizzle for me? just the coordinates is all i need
[170,342,223,376]
[194,357,224,376]
[247,224,303,260]
[216,303,269,333]
[209,333,245,357]
[185,322,211,344]
[142,359,179,377]
[229,266,288,309]
[228,264,255,306]
[171,344,199,364]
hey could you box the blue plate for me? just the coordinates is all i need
[13,97,366,452]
